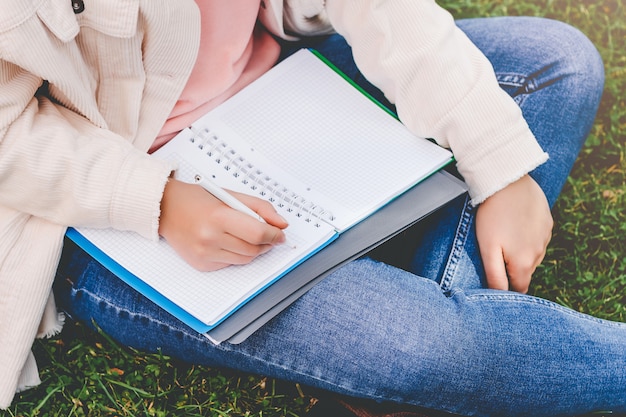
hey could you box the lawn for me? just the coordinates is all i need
[3,0,625,416]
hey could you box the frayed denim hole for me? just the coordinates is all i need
[496,73,535,106]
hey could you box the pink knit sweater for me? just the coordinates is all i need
[152,0,281,151]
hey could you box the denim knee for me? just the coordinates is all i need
[542,17,605,92]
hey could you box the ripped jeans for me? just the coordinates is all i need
[55,17,620,417]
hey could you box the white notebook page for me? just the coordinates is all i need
[201,49,453,231]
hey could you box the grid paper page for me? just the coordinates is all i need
[76,215,335,329]
[75,139,337,328]
[204,49,453,231]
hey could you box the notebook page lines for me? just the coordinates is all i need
[208,50,452,224]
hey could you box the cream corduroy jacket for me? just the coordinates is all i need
[0,0,547,408]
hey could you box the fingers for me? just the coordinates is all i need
[221,207,287,246]
[180,220,280,271]
[503,258,536,294]
[505,243,548,293]
[475,175,553,293]
[480,243,509,291]
[208,245,274,267]
[482,241,547,293]
[159,179,290,272]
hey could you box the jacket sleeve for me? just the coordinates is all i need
[320,0,548,204]
[0,61,173,239]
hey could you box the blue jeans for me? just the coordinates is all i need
[54,17,616,417]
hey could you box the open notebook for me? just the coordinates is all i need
[66,49,454,336]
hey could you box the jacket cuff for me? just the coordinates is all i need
[109,152,174,240]
[456,127,549,205]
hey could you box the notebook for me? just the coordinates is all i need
[66,48,454,337]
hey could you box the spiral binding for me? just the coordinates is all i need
[189,126,335,227]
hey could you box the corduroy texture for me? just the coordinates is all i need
[323,0,548,204]
[0,0,200,407]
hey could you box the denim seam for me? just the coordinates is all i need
[439,196,474,293]
[496,72,526,88]
[213,341,466,417]
[465,292,626,328]
[70,287,213,345]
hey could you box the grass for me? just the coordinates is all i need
[3,0,626,415]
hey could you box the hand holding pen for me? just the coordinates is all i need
[195,174,297,249]
[194,174,268,223]
[158,176,288,272]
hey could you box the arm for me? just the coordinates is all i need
[0,61,287,269]
[321,0,551,291]
[0,61,171,239]
[323,0,548,202]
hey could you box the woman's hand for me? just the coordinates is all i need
[475,175,553,293]
[158,178,288,271]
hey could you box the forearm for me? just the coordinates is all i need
[0,96,172,239]
[324,0,548,203]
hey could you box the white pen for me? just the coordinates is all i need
[194,174,296,249]
[193,174,296,249]
[194,174,267,223]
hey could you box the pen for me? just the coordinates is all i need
[194,174,296,249]
[194,174,267,223]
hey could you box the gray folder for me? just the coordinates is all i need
[207,170,468,344]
